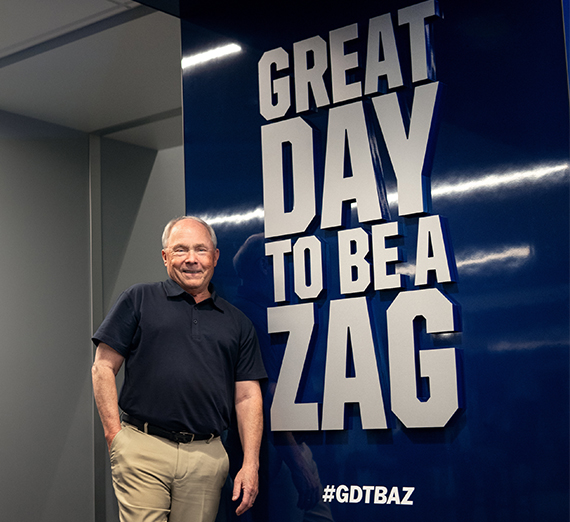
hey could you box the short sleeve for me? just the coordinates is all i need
[92,289,139,358]
[235,317,267,382]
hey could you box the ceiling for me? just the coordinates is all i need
[0,0,183,150]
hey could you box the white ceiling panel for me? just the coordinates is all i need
[0,0,139,58]
[106,112,183,150]
[0,1,182,150]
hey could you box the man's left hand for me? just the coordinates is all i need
[232,464,259,516]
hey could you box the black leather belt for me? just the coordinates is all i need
[122,413,217,443]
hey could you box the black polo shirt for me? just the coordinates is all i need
[93,279,266,435]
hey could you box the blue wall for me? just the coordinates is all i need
[180,1,569,520]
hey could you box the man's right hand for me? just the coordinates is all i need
[106,427,122,453]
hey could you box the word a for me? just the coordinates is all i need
[266,216,456,301]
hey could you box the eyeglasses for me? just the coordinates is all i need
[168,246,212,257]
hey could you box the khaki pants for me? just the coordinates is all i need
[110,422,229,522]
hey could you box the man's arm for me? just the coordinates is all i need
[233,379,263,516]
[92,342,125,452]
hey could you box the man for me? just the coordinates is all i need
[92,216,266,522]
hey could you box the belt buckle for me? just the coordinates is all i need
[176,432,195,443]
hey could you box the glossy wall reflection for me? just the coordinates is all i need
[180,0,569,520]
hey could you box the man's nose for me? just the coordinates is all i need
[183,250,197,262]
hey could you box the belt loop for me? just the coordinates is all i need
[144,422,148,434]
[206,433,215,444]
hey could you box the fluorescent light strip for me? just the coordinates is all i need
[182,43,242,69]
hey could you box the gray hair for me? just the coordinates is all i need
[162,216,218,249]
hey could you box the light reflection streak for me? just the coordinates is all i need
[198,162,568,230]
[490,338,568,351]
[200,207,264,226]
[396,245,532,277]
[387,162,568,204]
[456,246,531,272]
[182,43,242,70]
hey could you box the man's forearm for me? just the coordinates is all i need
[233,380,263,515]
[92,344,124,450]
[235,382,263,467]
[92,362,122,448]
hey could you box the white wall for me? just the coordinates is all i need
[0,109,185,521]
[100,140,185,310]
[97,139,185,522]
[0,110,94,521]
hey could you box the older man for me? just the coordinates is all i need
[92,216,266,522]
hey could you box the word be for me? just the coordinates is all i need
[266,216,456,301]
[322,484,415,505]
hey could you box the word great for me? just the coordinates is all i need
[258,0,440,119]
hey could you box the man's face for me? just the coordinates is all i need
[162,219,219,299]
